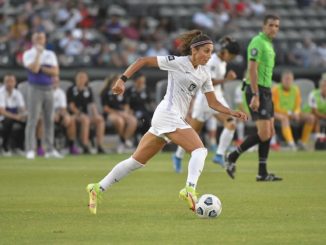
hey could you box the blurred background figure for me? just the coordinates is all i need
[66,71,105,154]
[272,70,315,150]
[125,72,154,139]
[307,75,326,149]
[52,76,79,155]
[23,31,62,159]
[0,74,26,156]
[101,74,137,153]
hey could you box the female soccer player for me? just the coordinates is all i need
[86,30,247,214]
[173,37,241,172]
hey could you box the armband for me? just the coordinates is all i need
[120,75,128,82]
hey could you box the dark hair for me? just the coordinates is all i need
[101,74,119,97]
[281,69,293,78]
[263,14,280,24]
[219,36,240,55]
[178,29,213,55]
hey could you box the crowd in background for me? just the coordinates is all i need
[0,0,326,68]
[0,70,155,156]
[1,70,325,157]
[0,0,326,157]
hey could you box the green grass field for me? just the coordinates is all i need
[1,151,326,245]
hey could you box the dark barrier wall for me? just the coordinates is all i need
[0,66,325,88]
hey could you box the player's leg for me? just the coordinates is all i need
[213,113,236,166]
[275,112,296,150]
[173,118,204,173]
[167,128,207,210]
[120,111,138,147]
[225,87,271,179]
[298,112,315,150]
[90,114,105,153]
[86,132,166,214]
[206,117,218,151]
[63,114,78,154]
[79,114,91,153]
[1,118,14,153]
[25,86,43,159]
[42,90,58,157]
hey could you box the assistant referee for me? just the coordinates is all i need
[225,14,282,181]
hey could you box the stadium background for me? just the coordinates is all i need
[0,0,325,85]
[1,0,326,149]
[1,1,326,244]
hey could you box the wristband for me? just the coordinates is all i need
[120,75,128,82]
[252,92,259,97]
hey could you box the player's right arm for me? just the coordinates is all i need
[248,60,259,111]
[113,57,158,95]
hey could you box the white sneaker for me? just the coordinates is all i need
[26,151,35,160]
[2,150,12,157]
[45,149,64,159]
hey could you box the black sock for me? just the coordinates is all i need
[120,136,125,143]
[258,138,271,176]
[68,140,74,148]
[229,133,261,163]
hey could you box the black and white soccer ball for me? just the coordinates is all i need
[195,194,222,218]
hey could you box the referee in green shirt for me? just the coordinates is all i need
[226,14,282,181]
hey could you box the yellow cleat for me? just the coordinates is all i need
[86,183,102,214]
[179,186,198,212]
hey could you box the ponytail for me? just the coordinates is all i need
[219,36,240,55]
[178,29,213,55]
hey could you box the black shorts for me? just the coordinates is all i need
[245,85,274,121]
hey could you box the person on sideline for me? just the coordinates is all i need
[86,30,247,214]
[0,74,26,155]
[308,77,326,140]
[172,36,240,172]
[52,76,79,155]
[101,74,138,152]
[272,70,315,150]
[66,71,106,154]
[22,31,62,159]
[225,14,283,181]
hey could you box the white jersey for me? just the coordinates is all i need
[208,53,227,94]
[149,55,213,140]
[156,55,213,119]
[23,47,58,68]
[191,53,229,122]
[53,87,67,111]
[0,87,25,121]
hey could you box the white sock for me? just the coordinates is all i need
[237,122,245,141]
[216,128,235,155]
[99,157,144,190]
[270,135,277,145]
[186,148,207,189]
[175,146,185,159]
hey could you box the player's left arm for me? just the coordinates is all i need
[294,87,301,114]
[205,91,248,121]
[41,66,59,76]
[211,70,237,86]
[40,53,59,76]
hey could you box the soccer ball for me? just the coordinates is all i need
[195,194,222,218]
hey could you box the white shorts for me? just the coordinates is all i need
[192,90,229,122]
[148,108,191,142]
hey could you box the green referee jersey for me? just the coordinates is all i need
[246,32,275,88]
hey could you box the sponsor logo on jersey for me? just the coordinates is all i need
[188,83,197,92]
[168,55,175,61]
